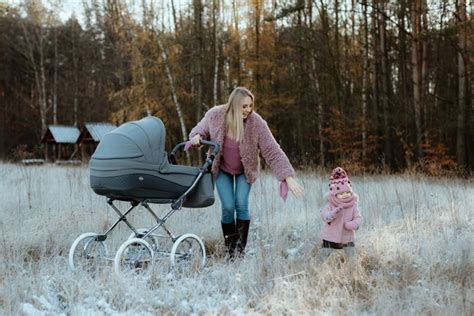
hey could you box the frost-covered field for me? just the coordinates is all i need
[0,163,472,315]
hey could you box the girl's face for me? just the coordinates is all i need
[241,96,253,119]
[336,191,352,199]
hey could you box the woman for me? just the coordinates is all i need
[189,87,304,259]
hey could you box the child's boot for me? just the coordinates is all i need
[321,247,333,257]
[344,246,356,258]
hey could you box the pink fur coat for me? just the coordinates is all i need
[189,105,295,183]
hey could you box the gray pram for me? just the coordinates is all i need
[69,116,220,275]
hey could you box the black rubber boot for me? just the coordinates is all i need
[221,222,238,260]
[236,219,250,257]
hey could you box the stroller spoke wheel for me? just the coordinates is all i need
[114,238,154,275]
[69,233,108,272]
[128,229,160,252]
[170,234,206,275]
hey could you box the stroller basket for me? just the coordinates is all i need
[89,116,218,208]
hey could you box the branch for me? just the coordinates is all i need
[264,1,305,22]
[357,0,412,38]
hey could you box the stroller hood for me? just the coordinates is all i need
[92,116,166,165]
[90,116,215,208]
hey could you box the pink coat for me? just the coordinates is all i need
[320,203,362,244]
[189,105,295,183]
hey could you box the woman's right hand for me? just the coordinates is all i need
[190,134,202,147]
[285,176,305,198]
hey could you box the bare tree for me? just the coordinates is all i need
[71,24,79,126]
[254,0,261,93]
[456,0,468,165]
[193,0,204,123]
[155,30,190,164]
[378,0,391,164]
[47,0,61,125]
[310,56,324,166]
[410,0,424,158]
[232,0,241,85]
[371,0,379,124]
[212,0,220,106]
[19,1,50,136]
[170,0,179,31]
[361,0,370,163]
[52,25,58,124]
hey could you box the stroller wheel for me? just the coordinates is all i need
[170,234,206,275]
[69,232,108,272]
[114,238,154,275]
[128,229,159,252]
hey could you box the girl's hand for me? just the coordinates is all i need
[324,214,334,223]
[328,206,344,220]
[333,206,344,214]
[344,221,358,230]
[190,134,202,147]
[285,176,305,198]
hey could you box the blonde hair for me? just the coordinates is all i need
[225,87,254,142]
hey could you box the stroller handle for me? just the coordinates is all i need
[169,140,220,169]
[199,140,220,158]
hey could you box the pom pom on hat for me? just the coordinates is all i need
[328,167,352,195]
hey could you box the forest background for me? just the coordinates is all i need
[0,0,473,174]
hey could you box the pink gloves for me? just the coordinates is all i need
[344,221,358,230]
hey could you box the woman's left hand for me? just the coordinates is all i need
[285,176,305,198]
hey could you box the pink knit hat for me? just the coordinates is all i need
[328,167,352,195]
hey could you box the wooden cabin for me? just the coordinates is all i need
[41,125,80,162]
[77,123,116,160]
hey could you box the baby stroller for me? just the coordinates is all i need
[68,116,219,275]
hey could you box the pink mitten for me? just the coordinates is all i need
[344,221,358,230]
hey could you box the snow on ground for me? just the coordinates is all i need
[0,163,472,315]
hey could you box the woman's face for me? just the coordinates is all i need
[241,96,253,119]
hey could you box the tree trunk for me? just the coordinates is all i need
[371,0,379,135]
[411,0,423,158]
[255,0,261,94]
[21,19,49,135]
[296,3,304,160]
[137,52,151,116]
[72,26,79,126]
[361,0,370,164]
[170,0,179,31]
[213,0,219,106]
[456,0,467,165]
[421,4,429,140]
[156,32,191,164]
[333,0,342,110]
[232,0,241,85]
[379,0,391,165]
[193,0,204,122]
[53,27,58,125]
[396,0,412,168]
[310,57,324,166]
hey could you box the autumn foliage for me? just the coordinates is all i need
[0,1,472,174]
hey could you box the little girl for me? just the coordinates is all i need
[320,167,362,257]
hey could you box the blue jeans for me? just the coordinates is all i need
[216,170,252,224]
